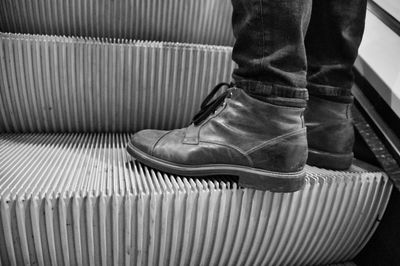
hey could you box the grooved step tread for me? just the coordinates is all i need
[0,133,392,266]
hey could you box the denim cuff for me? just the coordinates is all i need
[234,79,309,100]
[307,83,352,97]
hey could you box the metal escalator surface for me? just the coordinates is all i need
[0,33,234,133]
[0,133,392,265]
[0,0,396,265]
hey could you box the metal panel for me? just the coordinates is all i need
[0,0,235,46]
[0,33,235,133]
[0,133,392,266]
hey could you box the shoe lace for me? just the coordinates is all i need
[191,82,234,125]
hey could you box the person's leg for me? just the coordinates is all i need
[304,0,367,169]
[231,0,311,105]
[127,0,312,192]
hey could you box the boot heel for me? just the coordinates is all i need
[237,170,306,193]
[308,149,353,170]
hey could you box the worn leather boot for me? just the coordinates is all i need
[305,95,355,170]
[127,83,308,192]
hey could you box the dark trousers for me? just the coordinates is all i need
[231,0,367,102]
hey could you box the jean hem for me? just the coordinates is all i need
[307,83,352,97]
[234,79,309,100]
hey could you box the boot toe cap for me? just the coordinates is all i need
[130,129,168,155]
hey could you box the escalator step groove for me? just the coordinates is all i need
[0,33,235,133]
[0,0,234,46]
[0,133,392,266]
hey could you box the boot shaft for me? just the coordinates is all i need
[305,95,354,170]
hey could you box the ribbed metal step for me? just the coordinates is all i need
[0,133,392,266]
[0,33,234,133]
[0,0,234,46]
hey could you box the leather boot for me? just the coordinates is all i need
[305,95,355,170]
[127,83,308,192]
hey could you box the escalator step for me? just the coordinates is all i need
[0,133,392,266]
[0,0,234,45]
[0,33,234,133]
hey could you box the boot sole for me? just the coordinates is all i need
[307,148,353,170]
[127,143,305,192]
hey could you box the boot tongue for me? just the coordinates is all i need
[192,91,229,125]
[191,83,234,125]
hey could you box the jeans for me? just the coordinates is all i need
[231,0,367,102]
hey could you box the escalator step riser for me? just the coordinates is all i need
[0,0,234,45]
[0,33,234,133]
